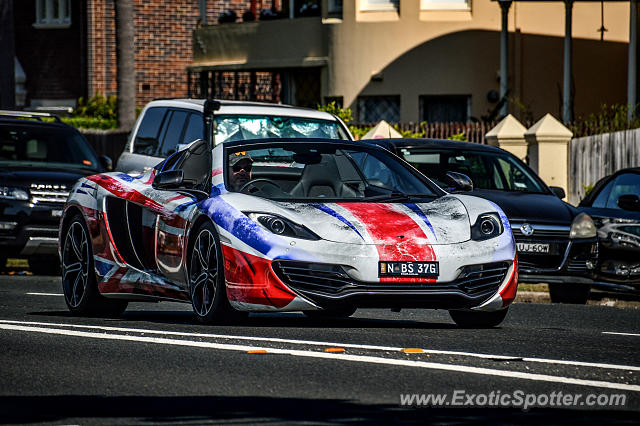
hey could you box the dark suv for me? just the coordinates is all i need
[0,111,109,274]
[375,138,599,304]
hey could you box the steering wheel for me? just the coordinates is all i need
[239,178,282,194]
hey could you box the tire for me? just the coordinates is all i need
[61,214,127,317]
[28,255,61,276]
[548,283,590,304]
[449,308,509,328]
[188,220,242,324]
[303,306,357,319]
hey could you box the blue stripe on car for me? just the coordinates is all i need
[404,203,438,241]
[309,203,364,241]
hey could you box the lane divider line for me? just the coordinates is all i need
[1,319,638,372]
[0,322,639,392]
[603,332,640,337]
[26,293,64,297]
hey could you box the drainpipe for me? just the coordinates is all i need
[499,1,512,119]
[563,0,573,125]
[629,0,637,122]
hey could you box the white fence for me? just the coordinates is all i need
[569,128,640,205]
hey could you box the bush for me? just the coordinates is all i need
[317,101,353,124]
[61,116,117,130]
[572,104,640,137]
[74,93,117,121]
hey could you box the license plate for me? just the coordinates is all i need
[51,210,62,217]
[517,242,550,254]
[379,261,439,277]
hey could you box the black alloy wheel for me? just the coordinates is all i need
[189,221,241,323]
[61,214,127,316]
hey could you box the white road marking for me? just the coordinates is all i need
[0,322,638,392]
[1,320,639,372]
[603,332,640,337]
[26,293,63,297]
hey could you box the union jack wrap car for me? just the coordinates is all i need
[59,138,518,327]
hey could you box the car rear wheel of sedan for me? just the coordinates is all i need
[189,221,242,324]
[548,283,590,304]
[449,308,509,328]
[62,214,127,317]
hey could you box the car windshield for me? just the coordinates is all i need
[226,142,442,201]
[214,115,347,144]
[398,147,547,193]
[0,124,101,171]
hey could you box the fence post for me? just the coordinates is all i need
[485,114,528,161]
[525,113,573,199]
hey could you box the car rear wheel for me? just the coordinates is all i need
[188,221,243,324]
[61,214,127,316]
[303,306,357,319]
[449,308,509,328]
[548,283,590,304]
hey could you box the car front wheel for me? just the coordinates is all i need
[61,214,127,316]
[449,308,509,328]
[188,221,243,324]
[548,283,590,304]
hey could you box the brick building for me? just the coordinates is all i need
[13,0,287,110]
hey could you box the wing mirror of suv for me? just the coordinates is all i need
[617,194,640,212]
[99,155,113,171]
[444,171,473,192]
[152,170,184,190]
[549,186,566,199]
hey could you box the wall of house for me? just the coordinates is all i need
[13,0,86,106]
[323,0,631,122]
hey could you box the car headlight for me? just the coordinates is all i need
[0,186,29,201]
[570,213,597,239]
[471,213,504,241]
[246,212,320,240]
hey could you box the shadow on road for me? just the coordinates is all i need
[27,309,461,330]
[0,395,636,424]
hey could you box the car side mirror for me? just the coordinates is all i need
[152,170,184,190]
[444,171,473,192]
[617,194,640,212]
[550,186,566,199]
[99,155,113,171]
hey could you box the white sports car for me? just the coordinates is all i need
[59,138,518,327]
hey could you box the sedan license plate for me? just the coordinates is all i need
[379,261,439,277]
[516,242,550,254]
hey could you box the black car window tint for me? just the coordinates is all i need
[133,107,167,156]
[159,110,189,157]
[606,173,640,209]
[592,179,615,208]
[182,113,204,145]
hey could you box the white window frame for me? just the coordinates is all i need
[34,0,71,29]
[420,0,471,11]
[359,0,399,12]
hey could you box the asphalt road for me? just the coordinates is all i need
[0,275,638,424]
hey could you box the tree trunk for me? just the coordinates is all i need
[116,0,136,131]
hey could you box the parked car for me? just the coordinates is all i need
[0,110,110,275]
[374,138,598,304]
[116,99,353,173]
[60,138,518,327]
[578,167,640,296]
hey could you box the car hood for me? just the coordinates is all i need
[470,189,575,224]
[224,195,472,245]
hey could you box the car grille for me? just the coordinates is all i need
[511,222,570,270]
[272,260,510,301]
[30,183,70,204]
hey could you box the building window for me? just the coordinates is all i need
[358,96,400,123]
[360,0,399,12]
[328,0,343,14]
[34,0,71,28]
[420,95,471,123]
[420,0,470,11]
